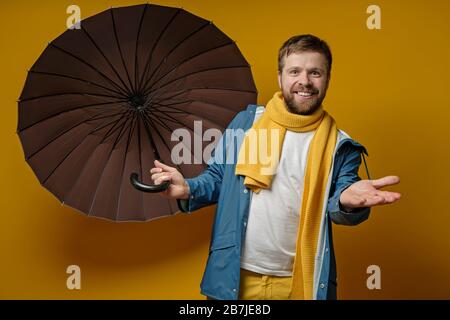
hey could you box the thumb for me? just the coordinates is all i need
[371,175,400,189]
[154,159,175,172]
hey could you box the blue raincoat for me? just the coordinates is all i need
[178,104,371,300]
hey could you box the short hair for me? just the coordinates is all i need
[278,34,332,74]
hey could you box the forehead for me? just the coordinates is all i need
[282,51,328,70]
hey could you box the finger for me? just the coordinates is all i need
[371,176,400,189]
[386,192,402,203]
[155,175,171,185]
[374,190,401,199]
[363,190,402,206]
[151,172,168,182]
[374,191,402,203]
[389,193,401,202]
[363,194,386,207]
[387,197,399,204]
[150,167,163,174]
[154,160,175,172]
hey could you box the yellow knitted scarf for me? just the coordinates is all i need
[235,91,338,299]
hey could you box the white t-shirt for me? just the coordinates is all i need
[240,130,315,276]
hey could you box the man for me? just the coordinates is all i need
[150,34,401,300]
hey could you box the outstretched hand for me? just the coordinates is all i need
[340,175,401,209]
[149,160,190,199]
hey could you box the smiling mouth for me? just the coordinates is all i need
[293,91,316,97]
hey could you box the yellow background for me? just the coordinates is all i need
[1,0,449,299]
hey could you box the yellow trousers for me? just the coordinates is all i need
[238,268,292,300]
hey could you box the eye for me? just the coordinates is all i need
[311,70,321,77]
[289,69,299,75]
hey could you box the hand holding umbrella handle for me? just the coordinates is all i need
[130,172,170,193]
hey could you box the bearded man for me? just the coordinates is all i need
[150,34,401,300]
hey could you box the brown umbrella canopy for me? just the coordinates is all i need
[17,4,257,222]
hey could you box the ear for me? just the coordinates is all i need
[325,72,331,90]
[277,71,282,89]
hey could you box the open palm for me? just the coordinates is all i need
[340,176,401,209]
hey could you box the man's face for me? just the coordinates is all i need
[278,51,330,115]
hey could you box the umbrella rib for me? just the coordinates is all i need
[143,42,235,94]
[99,110,135,145]
[20,91,126,103]
[143,21,210,91]
[146,65,251,99]
[151,99,213,110]
[140,111,179,218]
[150,103,226,131]
[148,109,202,139]
[28,71,127,99]
[62,110,135,202]
[163,87,255,101]
[146,108,200,142]
[134,4,148,94]
[139,111,162,160]
[80,26,133,95]
[148,87,256,108]
[115,113,138,221]
[145,110,179,132]
[40,109,134,187]
[49,43,129,96]
[142,113,193,162]
[148,97,245,131]
[110,8,135,94]
[87,110,136,216]
[83,108,130,123]
[146,89,187,105]
[140,113,178,218]
[140,98,196,116]
[149,111,219,175]
[26,108,129,161]
[141,112,184,173]
[18,100,128,132]
[136,116,145,220]
[137,9,181,93]
[152,98,235,116]
[149,109,192,131]
[150,108,186,115]
[145,111,204,168]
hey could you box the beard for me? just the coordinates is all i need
[282,84,325,115]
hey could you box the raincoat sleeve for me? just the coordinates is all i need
[177,111,245,213]
[327,144,371,226]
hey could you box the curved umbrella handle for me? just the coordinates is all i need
[130,172,170,193]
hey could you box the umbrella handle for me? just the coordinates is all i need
[130,172,170,193]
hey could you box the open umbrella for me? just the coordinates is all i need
[17,4,257,221]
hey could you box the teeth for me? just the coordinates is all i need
[296,92,313,96]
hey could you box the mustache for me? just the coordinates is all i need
[291,85,318,94]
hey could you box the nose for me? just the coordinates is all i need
[297,71,311,87]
